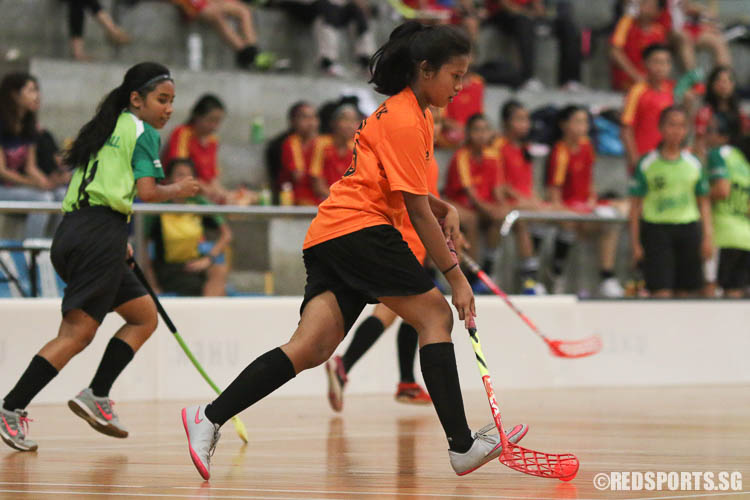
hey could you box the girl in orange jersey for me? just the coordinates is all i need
[323,156,440,411]
[181,22,527,480]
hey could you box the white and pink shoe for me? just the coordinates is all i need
[181,405,221,480]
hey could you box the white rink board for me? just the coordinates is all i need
[0,297,748,404]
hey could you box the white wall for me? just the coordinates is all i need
[0,297,748,405]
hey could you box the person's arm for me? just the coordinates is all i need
[698,195,713,260]
[621,126,639,172]
[609,46,644,85]
[499,0,526,15]
[709,178,730,200]
[141,244,163,294]
[311,175,330,200]
[464,187,496,218]
[628,160,648,264]
[695,164,713,260]
[136,176,199,202]
[621,85,644,172]
[404,192,475,324]
[707,148,730,201]
[24,146,53,190]
[629,196,644,264]
[184,221,233,272]
[0,145,37,186]
[547,185,564,208]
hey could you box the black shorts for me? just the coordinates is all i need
[51,207,147,323]
[717,248,750,290]
[300,225,435,333]
[640,220,704,292]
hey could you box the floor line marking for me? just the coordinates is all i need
[0,489,337,500]
[0,482,144,489]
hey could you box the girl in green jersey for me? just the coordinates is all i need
[629,106,712,298]
[0,62,199,452]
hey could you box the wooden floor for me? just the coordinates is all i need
[1,385,748,500]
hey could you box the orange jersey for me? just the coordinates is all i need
[399,158,440,264]
[304,87,433,249]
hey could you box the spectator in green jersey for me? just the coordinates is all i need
[629,105,712,298]
[706,112,750,298]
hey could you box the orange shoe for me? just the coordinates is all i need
[395,382,432,405]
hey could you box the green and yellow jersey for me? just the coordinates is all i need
[629,150,709,224]
[707,145,750,251]
[63,111,164,215]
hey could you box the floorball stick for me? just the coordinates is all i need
[128,258,249,443]
[444,237,579,480]
[461,253,602,359]
[466,317,579,481]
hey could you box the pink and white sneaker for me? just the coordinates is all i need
[324,355,347,412]
[450,422,529,476]
[181,405,221,480]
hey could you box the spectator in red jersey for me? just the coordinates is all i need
[484,0,583,91]
[443,114,506,282]
[170,0,270,69]
[546,105,624,298]
[439,72,485,148]
[311,104,359,200]
[164,94,254,205]
[693,66,749,161]
[279,102,327,206]
[621,43,675,173]
[490,100,546,294]
[657,0,731,74]
[609,0,667,91]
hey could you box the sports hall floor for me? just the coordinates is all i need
[1,385,748,499]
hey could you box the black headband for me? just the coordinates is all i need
[137,74,173,92]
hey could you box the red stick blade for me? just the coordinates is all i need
[499,443,579,480]
[547,335,602,359]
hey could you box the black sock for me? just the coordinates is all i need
[600,269,615,280]
[419,343,472,453]
[236,45,258,67]
[341,316,384,373]
[553,238,572,276]
[3,355,58,411]
[204,347,295,427]
[396,322,418,383]
[89,337,135,398]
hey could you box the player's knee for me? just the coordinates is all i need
[66,327,96,352]
[438,300,454,334]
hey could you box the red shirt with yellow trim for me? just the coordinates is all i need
[280,134,328,206]
[622,80,675,159]
[546,138,595,206]
[315,136,354,188]
[443,146,503,208]
[490,136,533,202]
[445,74,485,126]
[163,124,219,183]
[610,15,667,91]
